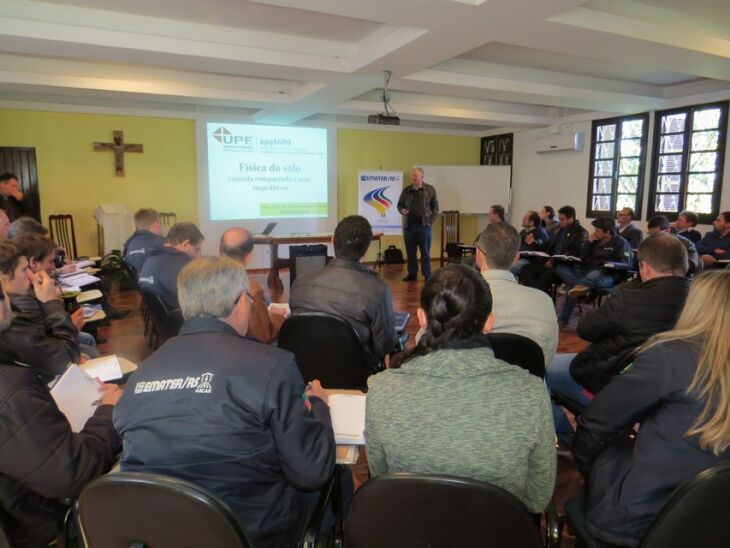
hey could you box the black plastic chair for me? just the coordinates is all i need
[486,332,546,379]
[344,473,547,548]
[139,288,184,347]
[277,312,373,391]
[565,460,730,548]
[75,472,253,548]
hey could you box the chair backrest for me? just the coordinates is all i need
[76,472,252,548]
[139,288,184,342]
[48,214,78,259]
[440,210,460,266]
[640,461,730,548]
[486,333,545,379]
[277,312,371,391]
[344,473,543,548]
[158,212,177,227]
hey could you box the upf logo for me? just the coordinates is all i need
[196,372,214,394]
[212,127,253,146]
[363,186,393,217]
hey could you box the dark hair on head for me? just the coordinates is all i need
[166,222,204,246]
[527,211,540,228]
[647,215,670,231]
[0,173,17,184]
[721,211,730,223]
[490,205,505,220]
[219,229,254,262]
[13,234,57,265]
[543,205,555,217]
[0,240,24,277]
[620,207,635,218]
[679,210,699,226]
[638,233,687,276]
[334,215,372,260]
[558,205,576,219]
[404,264,493,363]
[7,217,48,239]
[477,222,519,270]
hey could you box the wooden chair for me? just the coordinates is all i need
[48,214,78,259]
[440,210,460,266]
[158,212,177,228]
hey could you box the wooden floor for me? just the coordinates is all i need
[98,260,592,546]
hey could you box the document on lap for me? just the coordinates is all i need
[50,364,103,432]
[551,254,582,263]
[519,251,551,258]
[80,355,124,382]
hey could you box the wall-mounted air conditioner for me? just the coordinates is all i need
[534,132,585,154]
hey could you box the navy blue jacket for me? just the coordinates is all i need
[695,230,730,259]
[122,230,165,273]
[618,224,643,250]
[138,246,190,311]
[580,234,631,268]
[547,220,588,257]
[114,317,335,548]
[519,226,549,252]
[675,228,702,244]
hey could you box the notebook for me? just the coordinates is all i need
[329,394,367,445]
[50,365,102,432]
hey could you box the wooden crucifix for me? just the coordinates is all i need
[93,130,144,177]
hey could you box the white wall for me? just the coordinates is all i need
[511,99,730,234]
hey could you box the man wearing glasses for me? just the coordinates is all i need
[115,257,335,548]
[616,207,643,250]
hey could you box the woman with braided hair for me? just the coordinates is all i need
[364,264,556,512]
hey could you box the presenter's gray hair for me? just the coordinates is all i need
[178,256,249,320]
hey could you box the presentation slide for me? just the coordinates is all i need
[207,123,328,220]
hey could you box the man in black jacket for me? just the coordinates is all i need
[547,233,689,443]
[115,256,336,548]
[0,173,32,222]
[0,276,122,548]
[122,208,165,274]
[397,167,439,281]
[616,207,643,250]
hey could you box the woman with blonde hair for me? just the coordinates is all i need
[572,269,730,546]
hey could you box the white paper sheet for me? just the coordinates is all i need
[50,364,103,433]
[329,394,367,445]
[81,355,123,382]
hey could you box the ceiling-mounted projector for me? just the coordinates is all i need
[369,70,400,125]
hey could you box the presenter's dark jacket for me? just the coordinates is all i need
[0,357,120,548]
[137,246,191,311]
[519,226,550,252]
[618,223,644,250]
[695,230,730,259]
[122,229,165,274]
[569,275,690,394]
[397,182,439,228]
[573,341,730,547]
[290,257,397,371]
[547,220,588,258]
[113,317,336,548]
[579,233,631,268]
[0,195,31,222]
[3,296,79,377]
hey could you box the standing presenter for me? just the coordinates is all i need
[397,167,439,281]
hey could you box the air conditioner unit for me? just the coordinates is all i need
[535,132,584,154]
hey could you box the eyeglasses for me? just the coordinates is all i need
[234,290,255,306]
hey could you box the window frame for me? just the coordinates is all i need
[586,113,650,220]
[648,100,728,225]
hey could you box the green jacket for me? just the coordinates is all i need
[365,345,556,512]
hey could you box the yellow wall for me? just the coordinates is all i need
[337,128,481,262]
[0,109,197,256]
[0,109,481,260]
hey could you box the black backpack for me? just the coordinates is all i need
[383,245,405,264]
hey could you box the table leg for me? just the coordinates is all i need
[266,243,284,291]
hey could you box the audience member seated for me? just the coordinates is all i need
[0,210,8,240]
[555,216,631,328]
[548,234,690,444]
[696,211,730,267]
[475,222,558,366]
[13,233,99,358]
[0,173,31,222]
[647,215,700,274]
[540,205,560,239]
[138,221,204,311]
[0,274,122,548]
[616,207,643,249]
[115,257,335,548]
[511,210,549,278]
[219,227,286,344]
[519,205,588,292]
[0,240,79,376]
[7,216,47,240]
[487,204,505,224]
[673,209,702,243]
[572,269,730,546]
[365,264,556,513]
[290,215,397,373]
[123,208,165,274]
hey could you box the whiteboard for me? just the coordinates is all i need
[420,165,511,215]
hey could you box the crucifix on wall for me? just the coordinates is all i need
[93,130,144,177]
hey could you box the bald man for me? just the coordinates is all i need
[219,228,286,344]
